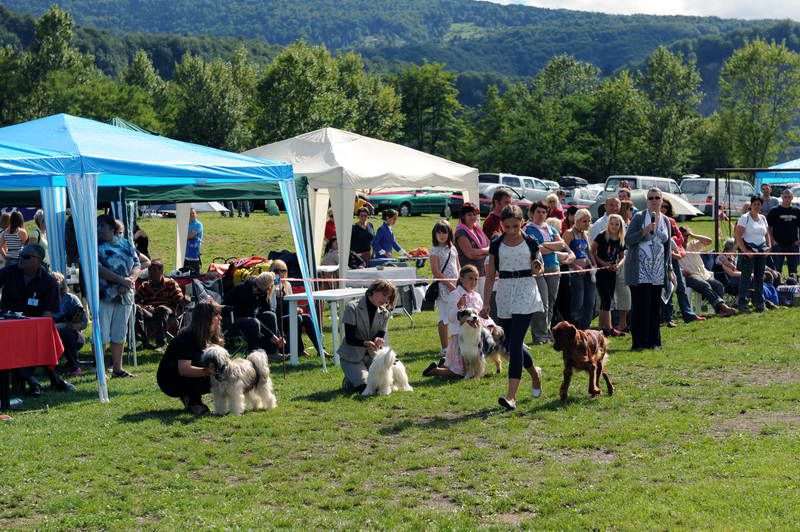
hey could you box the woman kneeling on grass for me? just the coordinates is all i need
[338,279,397,393]
[482,205,544,411]
[156,301,221,415]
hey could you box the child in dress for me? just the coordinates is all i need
[423,265,491,378]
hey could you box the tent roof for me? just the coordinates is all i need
[0,114,292,188]
[755,158,800,187]
[0,140,80,187]
[243,127,478,191]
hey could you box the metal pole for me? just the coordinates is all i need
[714,171,720,252]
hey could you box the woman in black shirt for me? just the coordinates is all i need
[351,206,375,262]
[157,301,222,414]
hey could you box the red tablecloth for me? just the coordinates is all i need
[0,317,63,371]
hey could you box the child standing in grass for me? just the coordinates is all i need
[423,264,484,378]
[430,220,460,359]
[591,213,626,337]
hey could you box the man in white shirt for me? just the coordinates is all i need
[677,227,736,317]
[589,197,621,242]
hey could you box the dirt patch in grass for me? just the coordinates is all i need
[538,447,618,464]
[490,511,538,526]
[421,491,460,512]
[694,367,800,386]
[713,411,800,436]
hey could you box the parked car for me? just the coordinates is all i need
[478,183,532,217]
[541,179,560,191]
[768,182,800,198]
[589,189,702,220]
[478,173,550,203]
[594,175,694,220]
[564,186,601,207]
[366,190,450,217]
[559,176,589,189]
[680,177,755,216]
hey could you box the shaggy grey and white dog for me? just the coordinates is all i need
[362,346,413,396]
[201,345,277,415]
[457,307,508,379]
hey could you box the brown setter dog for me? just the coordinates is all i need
[552,321,614,403]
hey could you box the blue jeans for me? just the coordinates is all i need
[662,257,698,322]
[771,243,799,277]
[569,272,595,329]
[737,253,766,309]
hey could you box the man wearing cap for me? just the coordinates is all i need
[0,243,75,395]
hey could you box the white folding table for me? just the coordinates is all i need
[283,287,367,366]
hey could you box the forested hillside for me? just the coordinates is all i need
[1,0,762,76]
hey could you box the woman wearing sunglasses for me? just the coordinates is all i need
[624,188,673,350]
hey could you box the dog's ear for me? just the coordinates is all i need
[552,321,567,350]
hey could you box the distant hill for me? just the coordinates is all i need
[0,0,765,76]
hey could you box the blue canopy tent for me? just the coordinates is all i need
[0,114,325,403]
[755,158,800,189]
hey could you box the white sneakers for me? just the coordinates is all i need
[532,366,543,398]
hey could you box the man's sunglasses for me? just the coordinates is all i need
[647,196,661,201]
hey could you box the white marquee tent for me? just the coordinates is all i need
[244,128,479,274]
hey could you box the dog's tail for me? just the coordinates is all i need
[247,349,271,382]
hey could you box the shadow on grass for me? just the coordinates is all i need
[294,387,356,402]
[118,408,209,425]
[379,406,501,435]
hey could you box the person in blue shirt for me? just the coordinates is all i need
[184,208,204,274]
[372,209,405,258]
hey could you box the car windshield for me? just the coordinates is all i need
[680,181,708,194]
[605,178,624,191]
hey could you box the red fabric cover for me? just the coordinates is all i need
[0,317,63,370]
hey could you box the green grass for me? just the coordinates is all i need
[2,213,798,529]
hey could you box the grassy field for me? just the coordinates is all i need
[1,212,798,529]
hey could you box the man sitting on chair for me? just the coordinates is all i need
[135,260,187,351]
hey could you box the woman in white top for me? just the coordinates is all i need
[429,220,460,356]
[482,205,544,411]
[734,195,772,312]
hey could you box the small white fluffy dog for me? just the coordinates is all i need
[362,347,413,396]
[201,345,277,415]
[457,307,508,379]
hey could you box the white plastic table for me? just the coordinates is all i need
[283,287,367,366]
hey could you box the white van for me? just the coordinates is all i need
[478,173,551,203]
[602,175,684,198]
[680,177,755,216]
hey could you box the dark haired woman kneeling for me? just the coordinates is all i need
[156,301,221,415]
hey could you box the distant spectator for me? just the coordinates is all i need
[546,193,565,221]
[0,210,28,266]
[324,208,336,242]
[372,209,405,258]
[52,271,88,376]
[677,228,736,318]
[591,214,626,337]
[620,200,634,226]
[563,208,595,329]
[0,243,74,395]
[351,206,375,263]
[562,205,579,235]
[767,188,800,277]
[482,188,512,240]
[133,222,150,258]
[28,209,48,262]
[270,260,326,358]
[98,214,141,378]
[184,208,203,274]
[321,237,339,266]
[618,188,638,216]
[454,202,490,293]
[735,195,771,312]
[760,183,779,215]
[135,260,187,351]
[430,220,460,357]
[660,199,702,326]
[0,212,9,268]
[589,197,621,242]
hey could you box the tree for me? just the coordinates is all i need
[719,39,800,167]
[255,41,349,144]
[170,53,252,151]
[638,46,703,176]
[397,61,467,158]
[536,54,599,99]
[588,71,649,178]
[691,112,733,176]
[122,49,165,97]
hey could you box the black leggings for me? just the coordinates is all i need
[595,270,616,311]
[500,313,534,380]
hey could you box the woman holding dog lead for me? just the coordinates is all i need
[338,279,397,393]
[482,205,544,411]
[624,188,672,350]
[156,301,222,415]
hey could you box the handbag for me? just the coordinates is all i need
[423,250,452,308]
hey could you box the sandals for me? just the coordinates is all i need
[422,362,438,377]
[111,369,135,378]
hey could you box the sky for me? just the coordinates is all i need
[484,0,800,21]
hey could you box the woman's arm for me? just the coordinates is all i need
[18,228,28,244]
[456,235,488,261]
[734,225,751,256]
[589,240,605,268]
[624,214,647,247]
[763,216,773,248]
[481,254,496,317]
[177,359,210,378]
